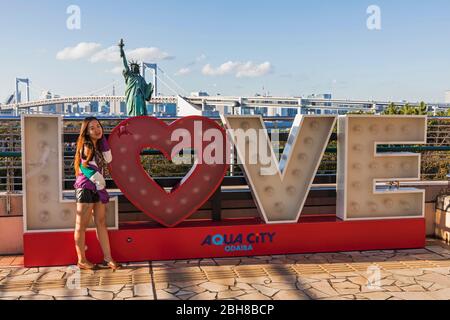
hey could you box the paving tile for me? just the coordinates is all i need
[56,296,96,300]
[416,281,434,289]
[395,249,430,255]
[236,292,271,300]
[309,281,339,297]
[429,288,450,300]
[296,277,322,285]
[265,282,298,290]
[272,290,310,300]
[115,289,134,299]
[12,257,24,266]
[38,288,88,297]
[416,273,450,287]
[189,292,217,300]
[3,272,42,282]
[332,281,361,295]
[254,255,274,260]
[383,286,402,292]
[401,284,427,292]
[217,290,246,299]
[134,283,154,297]
[156,290,180,300]
[206,278,235,286]
[234,282,254,291]
[422,267,450,275]
[268,275,297,283]
[171,280,208,288]
[39,271,66,281]
[164,285,180,294]
[177,293,197,300]
[182,285,207,294]
[251,284,279,297]
[199,281,229,292]
[89,290,114,300]
[125,296,154,300]
[389,292,435,300]
[153,282,169,290]
[236,277,271,285]
[391,275,418,286]
[23,269,40,275]
[320,296,356,300]
[427,283,447,291]
[0,291,37,298]
[199,259,217,266]
[214,259,241,266]
[0,257,17,266]
[389,269,425,277]
[355,292,393,300]
[88,285,125,293]
[347,276,370,286]
[426,246,450,255]
[329,272,360,277]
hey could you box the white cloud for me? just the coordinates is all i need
[175,67,192,76]
[90,46,118,63]
[202,61,240,76]
[109,66,123,75]
[90,46,174,63]
[202,61,272,78]
[236,62,272,78]
[56,42,102,60]
[128,47,174,61]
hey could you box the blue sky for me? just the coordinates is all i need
[1,0,450,102]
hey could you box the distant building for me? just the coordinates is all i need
[72,103,81,114]
[88,101,99,113]
[190,91,209,97]
[100,101,110,114]
[120,101,127,115]
[301,93,333,114]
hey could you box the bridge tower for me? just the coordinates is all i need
[15,78,30,104]
[142,63,158,97]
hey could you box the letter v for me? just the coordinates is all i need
[222,115,336,224]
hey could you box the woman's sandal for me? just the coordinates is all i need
[101,260,122,271]
[77,261,95,270]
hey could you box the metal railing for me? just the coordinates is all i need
[0,117,449,193]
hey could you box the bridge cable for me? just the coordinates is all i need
[156,67,189,96]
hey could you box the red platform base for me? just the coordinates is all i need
[23,216,426,267]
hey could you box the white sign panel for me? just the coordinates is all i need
[21,115,118,232]
[337,115,427,221]
[222,115,337,224]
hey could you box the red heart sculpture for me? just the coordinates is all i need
[108,116,228,227]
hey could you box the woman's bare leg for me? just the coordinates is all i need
[74,203,94,264]
[93,202,113,262]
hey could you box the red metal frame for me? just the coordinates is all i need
[23,216,426,268]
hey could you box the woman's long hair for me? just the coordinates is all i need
[74,117,104,176]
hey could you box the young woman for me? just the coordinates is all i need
[73,117,120,270]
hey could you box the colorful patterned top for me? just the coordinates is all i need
[74,136,112,204]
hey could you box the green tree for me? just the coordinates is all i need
[383,103,399,115]
[417,101,428,115]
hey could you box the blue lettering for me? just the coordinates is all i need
[212,234,224,246]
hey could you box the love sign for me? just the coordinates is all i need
[21,114,427,232]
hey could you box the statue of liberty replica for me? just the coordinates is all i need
[119,39,154,116]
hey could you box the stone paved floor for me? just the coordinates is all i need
[1,239,450,300]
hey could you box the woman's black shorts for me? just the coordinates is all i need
[75,188,100,204]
